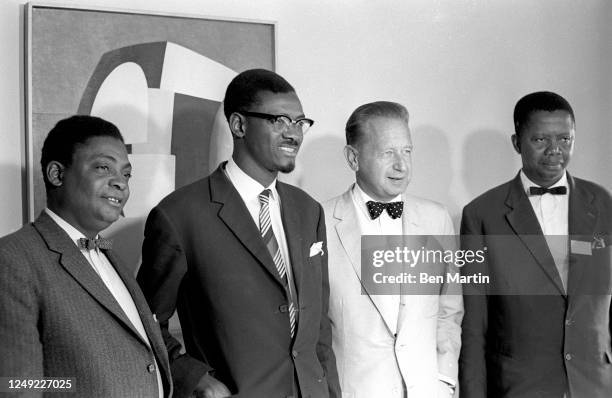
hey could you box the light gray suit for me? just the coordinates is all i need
[0,212,172,397]
[324,185,463,398]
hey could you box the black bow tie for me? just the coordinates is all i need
[529,186,567,196]
[366,201,404,220]
[78,237,112,250]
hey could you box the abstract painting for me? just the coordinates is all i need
[25,3,275,269]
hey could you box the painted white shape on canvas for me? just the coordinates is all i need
[131,88,175,155]
[160,42,236,101]
[122,154,175,218]
[91,62,149,144]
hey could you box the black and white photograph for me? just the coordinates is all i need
[1,1,610,397]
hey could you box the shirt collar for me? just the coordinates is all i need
[225,157,278,201]
[520,169,569,195]
[45,208,96,247]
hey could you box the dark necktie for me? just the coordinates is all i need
[366,200,404,220]
[529,186,567,196]
[258,189,297,337]
[78,237,112,250]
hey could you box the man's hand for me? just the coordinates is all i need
[193,373,231,398]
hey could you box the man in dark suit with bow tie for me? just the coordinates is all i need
[137,69,340,398]
[0,115,172,397]
[459,91,612,398]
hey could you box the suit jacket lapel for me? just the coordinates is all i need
[396,195,428,333]
[566,173,598,296]
[210,165,285,286]
[568,174,598,235]
[504,173,566,296]
[107,250,172,390]
[35,212,171,395]
[333,186,397,335]
[106,251,169,358]
[276,182,304,299]
[334,188,361,281]
[400,195,420,235]
[34,212,148,341]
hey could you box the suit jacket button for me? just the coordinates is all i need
[565,353,572,361]
[292,350,298,358]
[147,363,156,373]
[279,304,289,313]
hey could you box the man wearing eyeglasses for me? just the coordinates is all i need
[137,69,340,398]
[459,91,612,398]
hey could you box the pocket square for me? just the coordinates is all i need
[592,235,606,250]
[309,241,324,257]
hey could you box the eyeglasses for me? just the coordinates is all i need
[239,111,315,134]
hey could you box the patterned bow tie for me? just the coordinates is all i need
[78,237,112,250]
[529,186,567,196]
[366,201,404,220]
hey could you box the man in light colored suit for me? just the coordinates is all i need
[0,116,171,397]
[459,91,612,398]
[324,101,463,398]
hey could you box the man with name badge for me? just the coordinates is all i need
[459,91,612,398]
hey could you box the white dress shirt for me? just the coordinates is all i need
[224,158,293,273]
[520,170,570,291]
[45,208,163,397]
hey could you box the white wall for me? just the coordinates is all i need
[1,0,611,236]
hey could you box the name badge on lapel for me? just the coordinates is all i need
[570,240,591,256]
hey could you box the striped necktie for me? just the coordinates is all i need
[258,189,297,337]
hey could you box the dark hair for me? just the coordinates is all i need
[513,91,575,137]
[223,69,295,121]
[41,115,124,190]
[345,101,409,146]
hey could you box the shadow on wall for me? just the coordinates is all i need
[409,125,455,215]
[461,129,520,203]
[281,133,354,203]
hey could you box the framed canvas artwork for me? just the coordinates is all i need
[25,2,275,269]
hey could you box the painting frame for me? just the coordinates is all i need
[24,1,277,222]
